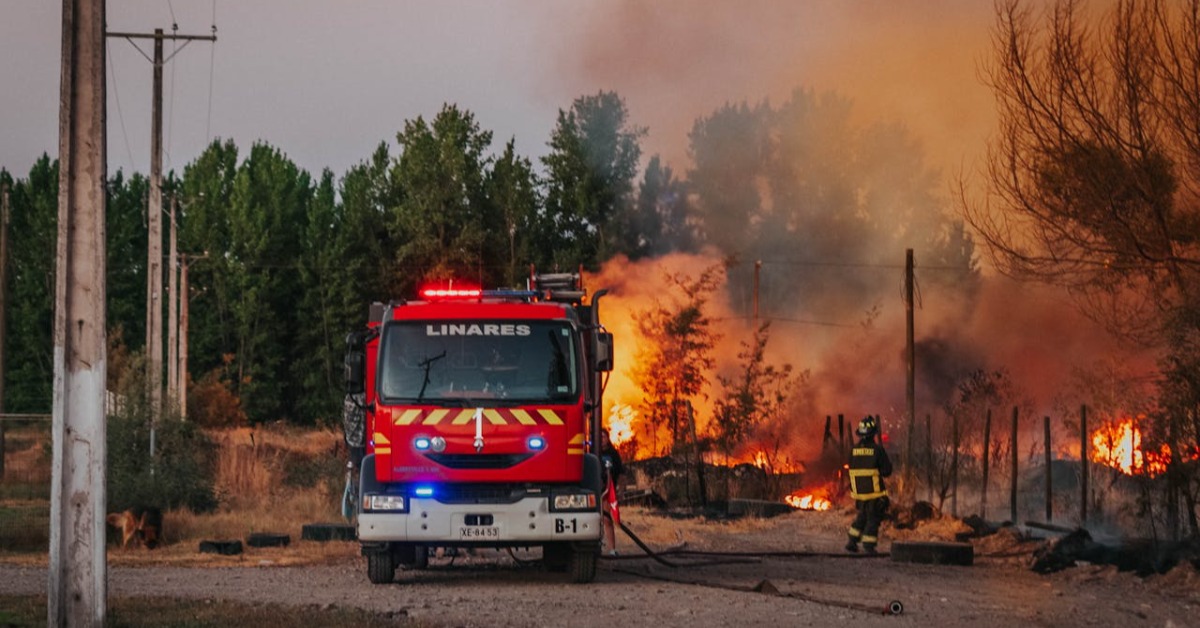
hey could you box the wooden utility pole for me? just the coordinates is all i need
[51,0,108,624]
[167,195,178,413]
[105,27,215,430]
[752,260,761,322]
[904,249,915,490]
[179,254,190,420]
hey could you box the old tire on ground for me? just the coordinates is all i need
[569,545,598,583]
[246,532,291,548]
[367,552,396,584]
[301,523,356,542]
[198,540,243,556]
[543,543,570,572]
[890,541,974,566]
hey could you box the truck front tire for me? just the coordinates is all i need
[367,551,396,584]
[569,543,599,583]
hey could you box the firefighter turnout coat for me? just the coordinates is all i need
[848,438,893,501]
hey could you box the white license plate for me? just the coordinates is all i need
[458,526,499,539]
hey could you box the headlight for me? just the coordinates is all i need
[551,493,596,511]
[363,494,407,512]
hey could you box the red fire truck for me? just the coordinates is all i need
[343,273,613,584]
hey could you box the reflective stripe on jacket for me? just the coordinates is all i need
[848,441,892,500]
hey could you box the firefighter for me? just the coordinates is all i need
[845,415,892,555]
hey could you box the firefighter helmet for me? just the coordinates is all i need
[856,416,879,437]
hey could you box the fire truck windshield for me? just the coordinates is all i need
[377,321,579,403]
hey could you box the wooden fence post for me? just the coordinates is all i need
[1044,416,1052,523]
[1010,406,1019,524]
[1080,405,1088,525]
[925,413,933,503]
[951,412,959,518]
[981,408,991,520]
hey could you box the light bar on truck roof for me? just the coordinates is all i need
[420,287,482,299]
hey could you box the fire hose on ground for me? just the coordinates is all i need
[609,519,903,616]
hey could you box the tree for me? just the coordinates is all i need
[631,262,725,456]
[106,170,149,358]
[966,0,1200,343]
[486,138,540,286]
[967,0,1200,538]
[387,104,502,293]
[710,322,797,458]
[687,102,770,256]
[540,91,645,270]
[293,169,346,423]
[3,157,58,413]
[179,139,240,388]
[627,156,697,259]
[689,89,978,319]
[224,142,312,422]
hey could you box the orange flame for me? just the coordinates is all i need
[607,402,636,446]
[1090,416,1170,477]
[785,493,833,510]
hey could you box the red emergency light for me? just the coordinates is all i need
[418,281,482,300]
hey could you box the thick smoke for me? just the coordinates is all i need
[533,0,999,176]
[560,2,1161,466]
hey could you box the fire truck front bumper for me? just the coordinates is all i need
[357,495,602,544]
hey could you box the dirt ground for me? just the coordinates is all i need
[2,507,1198,627]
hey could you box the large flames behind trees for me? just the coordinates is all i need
[1090,417,1170,478]
[1090,416,1200,478]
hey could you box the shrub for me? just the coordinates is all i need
[188,366,247,428]
[107,407,219,514]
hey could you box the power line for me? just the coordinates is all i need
[756,258,971,272]
[106,40,137,172]
[711,315,856,329]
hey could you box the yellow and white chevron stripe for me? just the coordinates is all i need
[390,407,566,427]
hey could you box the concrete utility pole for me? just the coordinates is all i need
[50,0,108,624]
[105,27,215,429]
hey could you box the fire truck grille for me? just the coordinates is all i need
[434,484,525,504]
[426,453,533,470]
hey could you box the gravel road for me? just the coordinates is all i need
[4,540,1198,628]
[5,510,1199,627]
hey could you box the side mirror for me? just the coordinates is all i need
[344,350,365,394]
[594,332,614,372]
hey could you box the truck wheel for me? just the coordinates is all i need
[569,545,598,583]
[367,552,396,584]
[543,542,569,572]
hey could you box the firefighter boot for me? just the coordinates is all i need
[863,543,878,555]
[845,537,859,553]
